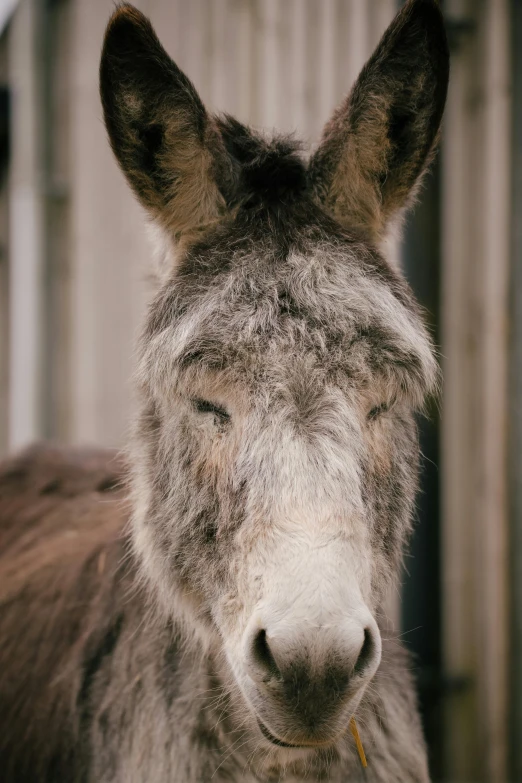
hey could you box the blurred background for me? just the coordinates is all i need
[0,0,518,781]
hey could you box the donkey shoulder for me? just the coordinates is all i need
[0,444,144,782]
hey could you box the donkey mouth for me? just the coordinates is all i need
[257,719,334,749]
[257,720,300,748]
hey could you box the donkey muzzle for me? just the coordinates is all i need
[242,609,381,746]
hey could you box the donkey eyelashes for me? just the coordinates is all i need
[194,398,389,423]
[193,398,230,423]
[192,397,389,421]
[367,402,390,422]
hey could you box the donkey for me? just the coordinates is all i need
[0,1,449,780]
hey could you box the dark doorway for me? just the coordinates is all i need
[401,160,444,780]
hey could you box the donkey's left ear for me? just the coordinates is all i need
[100,5,234,239]
[309,0,449,242]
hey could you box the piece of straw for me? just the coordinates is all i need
[349,717,367,769]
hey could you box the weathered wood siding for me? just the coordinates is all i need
[441,1,511,780]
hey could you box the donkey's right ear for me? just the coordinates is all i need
[100,5,233,238]
[309,0,449,243]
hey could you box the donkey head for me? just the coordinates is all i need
[100,0,448,751]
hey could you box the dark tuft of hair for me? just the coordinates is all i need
[216,115,307,210]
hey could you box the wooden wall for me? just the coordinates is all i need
[442,0,511,780]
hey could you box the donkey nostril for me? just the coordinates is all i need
[353,627,375,677]
[251,629,280,680]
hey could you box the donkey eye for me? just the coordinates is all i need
[367,403,389,421]
[193,398,230,422]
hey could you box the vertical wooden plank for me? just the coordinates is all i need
[316,0,336,131]
[441,2,481,774]
[0,32,9,454]
[345,0,370,91]
[509,4,522,777]
[271,0,293,135]
[368,0,395,51]
[442,0,511,779]
[304,0,321,140]
[289,0,307,136]
[69,0,150,446]
[256,0,279,130]
[333,0,354,109]
[474,1,510,778]
[235,0,254,125]
[42,0,72,441]
[155,0,208,101]
[209,0,236,116]
[247,0,261,128]
[7,0,45,449]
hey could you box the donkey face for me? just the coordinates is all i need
[101,0,448,750]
